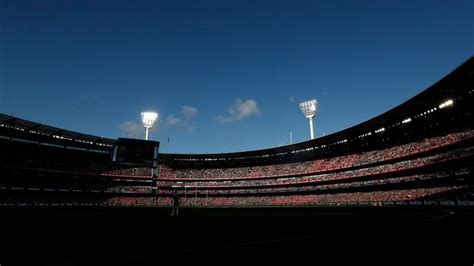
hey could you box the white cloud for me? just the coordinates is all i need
[120,121,143,138]
[166,105,198,130]
[166,115,183,125]
[181,105,197,118]
[217,98,261,123]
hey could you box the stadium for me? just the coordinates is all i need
[1,57,473,263]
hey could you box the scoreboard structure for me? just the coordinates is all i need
[112,138,159,165]
[112,138,160,196]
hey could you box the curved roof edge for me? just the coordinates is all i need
[0,113,117,148]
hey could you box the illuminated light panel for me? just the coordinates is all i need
[439,99,454,109]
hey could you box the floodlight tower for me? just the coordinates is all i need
[299,99,317,140]
[141,112,158,140]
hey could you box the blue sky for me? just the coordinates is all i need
[0,0,472,153]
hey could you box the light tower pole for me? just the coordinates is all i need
[141,112,158,140]
[299,99,317,140]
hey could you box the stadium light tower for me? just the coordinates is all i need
[299,99,317,140]
[141,112,158,140]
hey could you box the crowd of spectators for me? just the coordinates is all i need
[168,186,468,207]
[2,140,153,179]
[2,128,473,207]
[157,146,473,190]
[0,181,153,195]
[158,170,467,196]
[105,196,155,206]
[1,160,153,179]
[159,130,474,181]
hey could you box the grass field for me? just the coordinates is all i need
[1,206,473,265]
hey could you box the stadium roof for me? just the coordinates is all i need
[0,113,117,147]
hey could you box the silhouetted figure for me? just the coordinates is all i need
[171,190,180,216]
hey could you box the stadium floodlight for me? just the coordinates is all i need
[439,99,454,109]
[141,112,158,140]
[299,99,318,140]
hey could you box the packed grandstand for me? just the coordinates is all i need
[0,57,473,208]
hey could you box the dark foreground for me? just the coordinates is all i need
[1,206,473,265]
